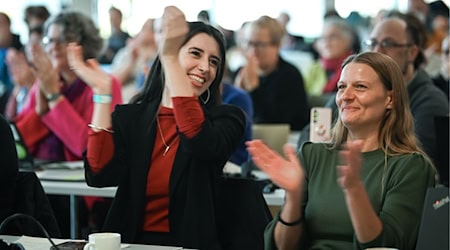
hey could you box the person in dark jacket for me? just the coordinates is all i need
[67,6,245,249]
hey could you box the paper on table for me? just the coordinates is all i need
[39,160,84,170]
[36,169,85,181]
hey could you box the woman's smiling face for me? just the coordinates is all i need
[178,32,221,97]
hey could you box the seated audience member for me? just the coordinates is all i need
[432,34,449,100]
[247,52,436,250]
[4,48,36,120]
[4,7,50,121]
[221,81,253,166]
[0,12,23,115]
[304,17,356,96]
[98,6,130,64]
[14,11,122,237]
[234,15,309,131]
[365,11,449,178]
[68,6,245,248]
[110,18,158,102]
[23,5,50,30]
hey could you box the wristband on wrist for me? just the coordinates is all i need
[278,209,304,226]
[93,94,112,104]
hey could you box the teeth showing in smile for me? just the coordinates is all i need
[189,75,205,84]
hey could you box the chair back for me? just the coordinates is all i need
[217,176,272,250]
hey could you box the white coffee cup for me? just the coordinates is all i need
[83,232,121,250]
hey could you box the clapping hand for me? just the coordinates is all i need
[26,43,60,95]
[337,140,364,192]
[66,43,111,94]
[159,6,189,59]
[246,140,304,193]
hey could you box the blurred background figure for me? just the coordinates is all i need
[277,11,305,50]
[109,18,158,102]
[424,0,449,77]
[0,12,23,115]
[303,16,358,106]
[24,5,50,30]
[4,5,50,121]
[98,6,131,64]
[432,34,450,100]
[234,15,309,131]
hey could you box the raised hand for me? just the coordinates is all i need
[159,6,189,59]
[66,43,111,94]
[26,43,60,95]
[337,140,364,192]
[246,140,304,193]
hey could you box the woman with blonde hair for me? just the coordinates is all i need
[248,51,436,250]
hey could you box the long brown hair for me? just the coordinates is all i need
[330,52,424,156]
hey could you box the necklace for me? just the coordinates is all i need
[156,117,177,156]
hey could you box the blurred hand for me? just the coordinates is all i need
[159,6,188,59]
[26,43,60,95]
[235,54,260,91]
[5,48,35,88]
[246,140,304,193]
[337,140,364,192]
[67,43,111,94]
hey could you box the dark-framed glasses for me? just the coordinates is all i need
[363,38,413,50]
[246,40,274,49]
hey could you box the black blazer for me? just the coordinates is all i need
[85,100,245,249]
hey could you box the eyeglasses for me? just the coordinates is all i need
[246,41,274,49]
[363,38,413,50]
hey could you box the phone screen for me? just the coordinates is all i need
[49,241,87,250]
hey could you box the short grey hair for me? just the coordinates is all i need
[44,11,103,59]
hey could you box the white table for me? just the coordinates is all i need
[0,235,186,250]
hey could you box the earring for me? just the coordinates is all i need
[201,88,210,104]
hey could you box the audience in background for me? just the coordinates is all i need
[423,0,449,77]
[13,10,122,238]
[234,15,309,131]
[0,12,23,115]
[110,18,158,102]
[98,6,131,64]
[432,34,450,100]
[23,5,50,30]
[4,5,50,121]
[305,17,356,96]
[249,51,436,250]
[366,11,449,182]
[69,6,246,248]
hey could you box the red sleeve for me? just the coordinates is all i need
[172,97,204,139]
[86,130,114,173]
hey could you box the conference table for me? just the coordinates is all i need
[0,235,190,250]
[35,162,285,239]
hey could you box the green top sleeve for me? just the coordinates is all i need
[263,142,436,250]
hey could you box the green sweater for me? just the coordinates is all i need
[264,142,436,250]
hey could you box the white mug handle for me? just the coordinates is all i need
[83,242,95,250]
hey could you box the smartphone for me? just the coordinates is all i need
[309,107,332,143]
[49,241,87,250]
